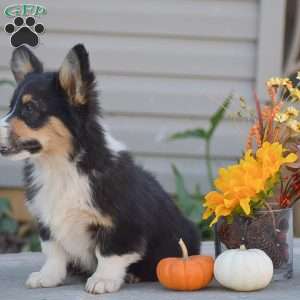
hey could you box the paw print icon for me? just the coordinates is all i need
[5,16,45,48]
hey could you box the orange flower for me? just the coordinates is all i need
[256,142,297,180]
[203,142,297,226]
[203,192,231,225]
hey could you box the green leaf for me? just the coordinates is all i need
[199,220,213,240]
[226,215,234,224]
[172,165,202,223]
[193,186,204,216]
[171,166,214,239]
[172,165,194,209]
[0,217,18,234]
[0,198,11,217]
[194,184,202,199]
[189,198,204,222]
[207,95,232,138]
[170,128,208,140]
[22,234,41,252]
[0,79,16,88]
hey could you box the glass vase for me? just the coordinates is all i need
[215,207,293,280]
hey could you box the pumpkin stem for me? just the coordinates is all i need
[240,245,247,250]
[178,238,189,260]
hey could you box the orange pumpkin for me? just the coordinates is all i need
[156,238,214,291]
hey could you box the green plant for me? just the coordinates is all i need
[0,198,40,253]
[0,79,16,88]
[0,198,18,234]
[170,96,232,239]
[172,165,212,239]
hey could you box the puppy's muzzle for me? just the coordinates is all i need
[0,114,12,155]
[0,115,38,156]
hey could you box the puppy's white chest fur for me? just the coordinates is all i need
[27,157,109,271]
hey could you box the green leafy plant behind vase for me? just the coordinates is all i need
[0,79,16,88]
[0,198,18,234]
[170,96,232,239]
[0,198,40,253]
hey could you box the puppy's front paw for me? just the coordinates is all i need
[86,275,123,294]
[26,271,64,288]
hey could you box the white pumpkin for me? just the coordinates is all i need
[214,245,273,291]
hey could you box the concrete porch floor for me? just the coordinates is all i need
[1,241,300,300]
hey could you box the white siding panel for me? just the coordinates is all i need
[0,154,235,193]
[0,107,249,159]
[105,115,250,159]
[256,0,286,98]
[38,0,258,40]
[100,76,254,117]
[0,158,23,187]
[135,155,235,193]
[0,0,276,193]
[0,71,254,117]
[0,76,14,111]
[0,32,256,79]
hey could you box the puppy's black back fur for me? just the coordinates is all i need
[87,152,200,281]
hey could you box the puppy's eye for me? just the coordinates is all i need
[21,102,40,124]
[23,102,35,115]
[25,103,34,113]
[20,99,47,128]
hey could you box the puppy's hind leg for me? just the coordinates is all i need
[86,248,141,294]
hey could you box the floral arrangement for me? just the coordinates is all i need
[203,74,300,226]
[157,75,300,291]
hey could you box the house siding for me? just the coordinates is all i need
[0,0,286,192]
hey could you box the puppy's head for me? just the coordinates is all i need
[0,44,95,160]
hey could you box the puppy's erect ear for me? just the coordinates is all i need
[10,46,43,82]
[58,44,93,106]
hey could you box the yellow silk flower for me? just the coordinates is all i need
[203,142,297,226]
[256,142,297,180]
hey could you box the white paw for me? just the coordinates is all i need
[26,271,64,288]
[86,275,123,294]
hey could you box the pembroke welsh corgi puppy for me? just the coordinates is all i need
[0,44,200,294]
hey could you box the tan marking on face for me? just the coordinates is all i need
[22,94,33,104]
[10,117,73,157]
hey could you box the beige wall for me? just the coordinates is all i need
[0,188,31,222]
